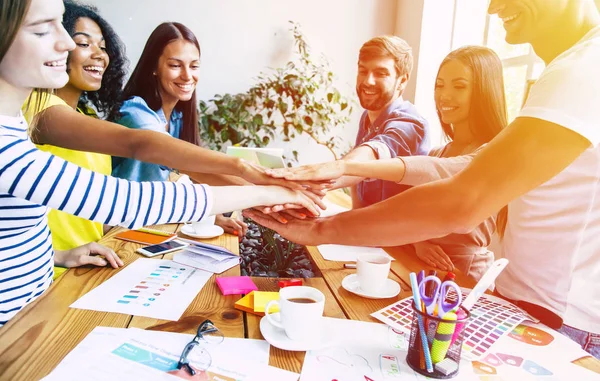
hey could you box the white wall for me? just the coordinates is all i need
[88,0,397,164]
[400,0,489,147]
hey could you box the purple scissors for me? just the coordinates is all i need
[418,275,462,318]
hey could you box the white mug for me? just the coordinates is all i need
[265,286,325,341]
[356,253,391,294]
[185,214,216,234]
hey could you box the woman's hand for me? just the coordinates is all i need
[240,160,332,196]
[266,161,346,182]
[54,242,124,269]
[412,241,454,271]
[262,186,322,218]
[215,214,248,239]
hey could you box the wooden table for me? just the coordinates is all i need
[1,193,599,380]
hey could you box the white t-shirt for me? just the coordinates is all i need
[496,26,600,334]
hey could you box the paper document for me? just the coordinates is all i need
[317,244,394,262]
[70,259,212,321]
[43,327,299,381]
[299,318,477,381]
[174,238,240,273]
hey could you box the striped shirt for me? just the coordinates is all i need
[0,114,213,326]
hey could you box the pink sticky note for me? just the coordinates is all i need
[216,276,258,295]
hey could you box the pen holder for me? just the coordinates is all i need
[406,302,470,379]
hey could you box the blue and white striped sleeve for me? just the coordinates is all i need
[0,135,213,228]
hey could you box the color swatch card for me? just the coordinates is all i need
[71,258,212,320]
[371,292,529,360]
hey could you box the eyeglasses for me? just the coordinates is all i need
[177,319,224,376]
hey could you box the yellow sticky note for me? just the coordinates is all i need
[234,292,254,314]
[253,291,280,313]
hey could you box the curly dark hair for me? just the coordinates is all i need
[63,0,128,120]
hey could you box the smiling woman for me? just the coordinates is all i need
[111,22,202,182]
[58,0,127,121]
[22,1,128,277]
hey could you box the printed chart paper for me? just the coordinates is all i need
[70,258,212,320]
[43,327,298,381]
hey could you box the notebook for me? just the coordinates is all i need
[114,229,177,245]
[226,146,286,169]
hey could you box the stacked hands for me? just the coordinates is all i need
[243,160,456,273]
[239,160,335,223]
[243,161,346,246]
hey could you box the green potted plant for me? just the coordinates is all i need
[198,21,354,164]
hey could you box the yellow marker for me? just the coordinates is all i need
[431,311,457,363]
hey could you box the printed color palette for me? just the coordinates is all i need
[371,292,528,360]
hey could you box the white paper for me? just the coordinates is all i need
[70,259,212,320]
[300,318,478,381]
[43,327,282,381]
[317,244,394,262]
[173,250,239,274]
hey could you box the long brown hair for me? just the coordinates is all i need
[117,22,200,145]
[436,46,507,144]
[1,0,52,126]
[435,46,509,237]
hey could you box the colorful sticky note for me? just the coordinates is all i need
[216,276,258,295]
[234,291,280,316]
[253,291,280,313]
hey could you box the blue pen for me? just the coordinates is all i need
[410,272,434,373]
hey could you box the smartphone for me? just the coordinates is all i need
[136,240,189,257]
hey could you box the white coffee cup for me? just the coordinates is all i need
[356,253,391,294]
[265,286,325,341]
[185,214,216,234]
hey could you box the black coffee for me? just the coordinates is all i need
[288,297,317,304]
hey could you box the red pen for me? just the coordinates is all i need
[442,271,456,283]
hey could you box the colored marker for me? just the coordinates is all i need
[410,272,434,373]
[431,311,457,363]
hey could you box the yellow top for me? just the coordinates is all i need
[23,92,112,257]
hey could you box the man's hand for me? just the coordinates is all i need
[242,209,322,246]
[54,242,124,269]
[412,241,454,271]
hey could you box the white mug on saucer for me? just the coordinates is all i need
[185,214,216,235]
[265,286,325,341]
[356,253,391,294]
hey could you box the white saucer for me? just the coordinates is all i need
[180,224,224,239]
[259,313,332,351]
[341,274,401,299]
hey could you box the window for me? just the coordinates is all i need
[484,15,545,122]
